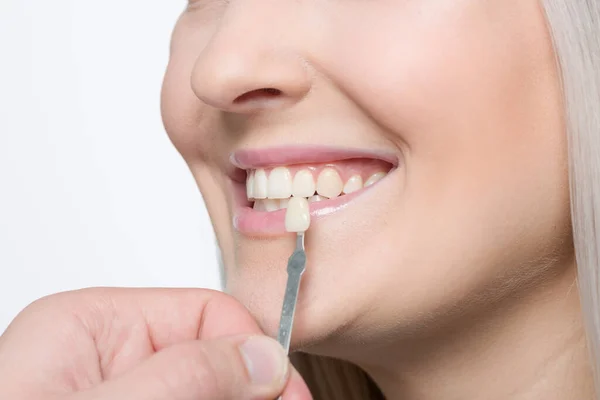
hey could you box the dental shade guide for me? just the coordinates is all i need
[275,198,310,400]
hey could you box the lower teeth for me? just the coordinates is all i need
[252,194,338,211]
[308,195,325,203]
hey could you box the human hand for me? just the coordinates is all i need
[0,288,312,400]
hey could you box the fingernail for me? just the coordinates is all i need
[239,336,288,386]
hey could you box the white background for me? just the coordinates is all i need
[0,1,221,333]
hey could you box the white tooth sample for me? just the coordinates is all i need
[253,200,266,211]
[246,171,255,200]
[316,168,343,198]
[285,197,311,232]
[279,198,290,210]
[343,175,363,194]
[292,169,316,197]
[263,199,279,212]
[364,172,387,187]
[308,195,325,203]
[253,169,268,199]
[267,167,293,199]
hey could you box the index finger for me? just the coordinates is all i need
[73,287,263,350]
[0,287,265,387]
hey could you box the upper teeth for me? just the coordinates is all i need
[315,168,344,198]
[364,172,386,187]
[343,175,363,194]
[250,169,268,199]
[292,169,315,197]
[247,166,388,210]
[267,167,293,199]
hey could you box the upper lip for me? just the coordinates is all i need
[230,146,399,170]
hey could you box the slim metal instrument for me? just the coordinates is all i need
[275,233,307,400]
[276,232,306,354]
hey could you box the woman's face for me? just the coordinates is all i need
[162,0,571,357]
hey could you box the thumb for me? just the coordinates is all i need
[77,335,290,400]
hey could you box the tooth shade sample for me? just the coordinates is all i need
[246,171,255,199]
[253,169,268,199]
[343,175,363,194]
[292,169,316,197]
[364,172,386,187]
[268,167,293,199]
[308,195,325,203]
[285,197,311,232]
[316,168,343,198]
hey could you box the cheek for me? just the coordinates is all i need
[162,55,237,267]
[331,0,567,231]
[326,0,558,143]
[161,60,205,160]
[402,4,568,250]
[317,1,571,310]
[161,17,223,163]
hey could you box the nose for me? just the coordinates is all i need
[190,5,312,114]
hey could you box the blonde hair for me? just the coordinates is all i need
[543,0,600,393]
[288,2,600,399]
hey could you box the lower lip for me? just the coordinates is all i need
[232,186,365,236]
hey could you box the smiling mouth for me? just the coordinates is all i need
[230,147,397,236]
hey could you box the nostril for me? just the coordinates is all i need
[233,88,283,104]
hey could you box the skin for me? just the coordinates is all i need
[0,288,312,399]
[162,0,593,398]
